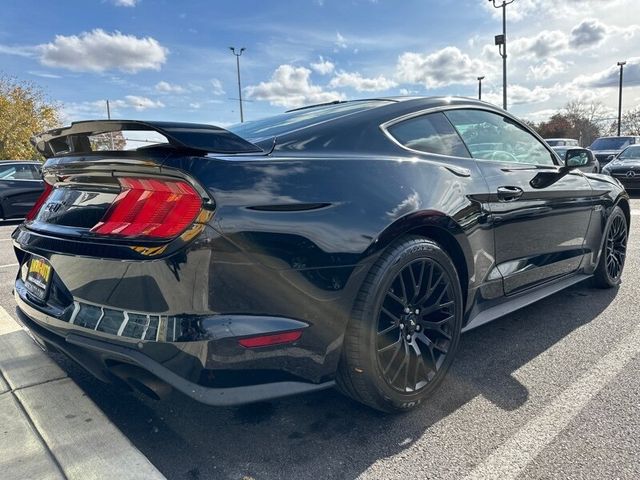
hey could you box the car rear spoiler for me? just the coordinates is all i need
[31,120,264,158]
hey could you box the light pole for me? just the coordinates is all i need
[477,76,485,100]
[229,47,246,123]
[617,61,626,136]
[489,0,515,110]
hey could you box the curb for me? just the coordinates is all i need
[0,305,166,480]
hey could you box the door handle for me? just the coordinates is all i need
[497,186,523,202]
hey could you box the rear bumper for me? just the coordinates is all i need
[14,288,335,406]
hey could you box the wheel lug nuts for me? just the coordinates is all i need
[416,325,421,331]
[399,323,405,329]
[404,307,411,314]
[414,309,420,314]
[406,334,412,341]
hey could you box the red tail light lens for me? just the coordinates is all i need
[26,183,53,221]
[238,330,303,348]
[90,177,202,239]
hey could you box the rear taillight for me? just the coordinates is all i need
[238,330,303,348]
[90,177,202,239]
[26,183,53,221]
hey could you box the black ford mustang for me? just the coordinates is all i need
[13,97,629,413]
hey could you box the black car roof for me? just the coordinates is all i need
[230,96,500,145]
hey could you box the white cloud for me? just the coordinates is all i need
[61,94,163,122]
[335,32,348,49]
[245,64,345,108]
[510,30,568,59]
[39,29,167,73]
[484,85,552,107]
[396,47,494,89]
[574,57,640,88]
[112,0,138,6]
[123,95,165,110]
[310,56,335,75]
[28,70,62,79]
[0,44,35,57]
[483,0,624,23]
[211,78,225,95]
[569,19,607,48]
[527,58,568,81]
[155,81,186,93]
[329,71,397,91]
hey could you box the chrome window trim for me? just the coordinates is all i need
[379,104,562,168]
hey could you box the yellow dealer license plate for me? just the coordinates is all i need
[25,256,53,301]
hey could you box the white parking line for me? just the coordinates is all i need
[0,264,18,269]
[464,321,640,480]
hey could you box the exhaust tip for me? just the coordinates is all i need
[109,364,172,401]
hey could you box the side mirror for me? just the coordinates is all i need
[565,148,590,168]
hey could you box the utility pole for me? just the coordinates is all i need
[617,61,626,136]
[105,100,114,149]
[490,0,515,110]
[477,76,485,100]
[229,47,246,123]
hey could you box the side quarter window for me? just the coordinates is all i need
[386,112,470,158]
[445,109,556,166]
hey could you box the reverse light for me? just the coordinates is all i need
[26,183,53,221]
[90,177,202,239]
[238,330,303,348]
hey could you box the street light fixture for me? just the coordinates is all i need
[477,76,485,100]
[229,47,246,123]
[617,61,626,136]
[489,0,515,110]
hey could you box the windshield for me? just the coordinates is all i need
[618,146,640,159]
[228,100,392,142]
[590,137,633,150]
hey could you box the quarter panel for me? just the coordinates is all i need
[164,153,496,325]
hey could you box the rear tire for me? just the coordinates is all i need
[593,206,627,288]
[337,236,463,413]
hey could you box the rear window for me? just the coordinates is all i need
[387,112,470,157]
[590,137,633,150]
[228,100,392,142]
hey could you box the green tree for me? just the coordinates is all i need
[0,75,61,160]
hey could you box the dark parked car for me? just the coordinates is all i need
[13,97,629,413]
[589,136,640,166]
[551,146,599,173]
[602,144,640,191]
[0,160,44,220]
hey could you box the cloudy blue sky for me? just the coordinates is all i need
[1,0,639,126]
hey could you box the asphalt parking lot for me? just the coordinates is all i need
[1,199,640,480]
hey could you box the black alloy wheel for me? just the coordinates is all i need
[337,237,463,413]
[376,258,456,393]
[594,206,628,288]
[605,213,627,281]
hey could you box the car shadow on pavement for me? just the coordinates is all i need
[51,279,618,480]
